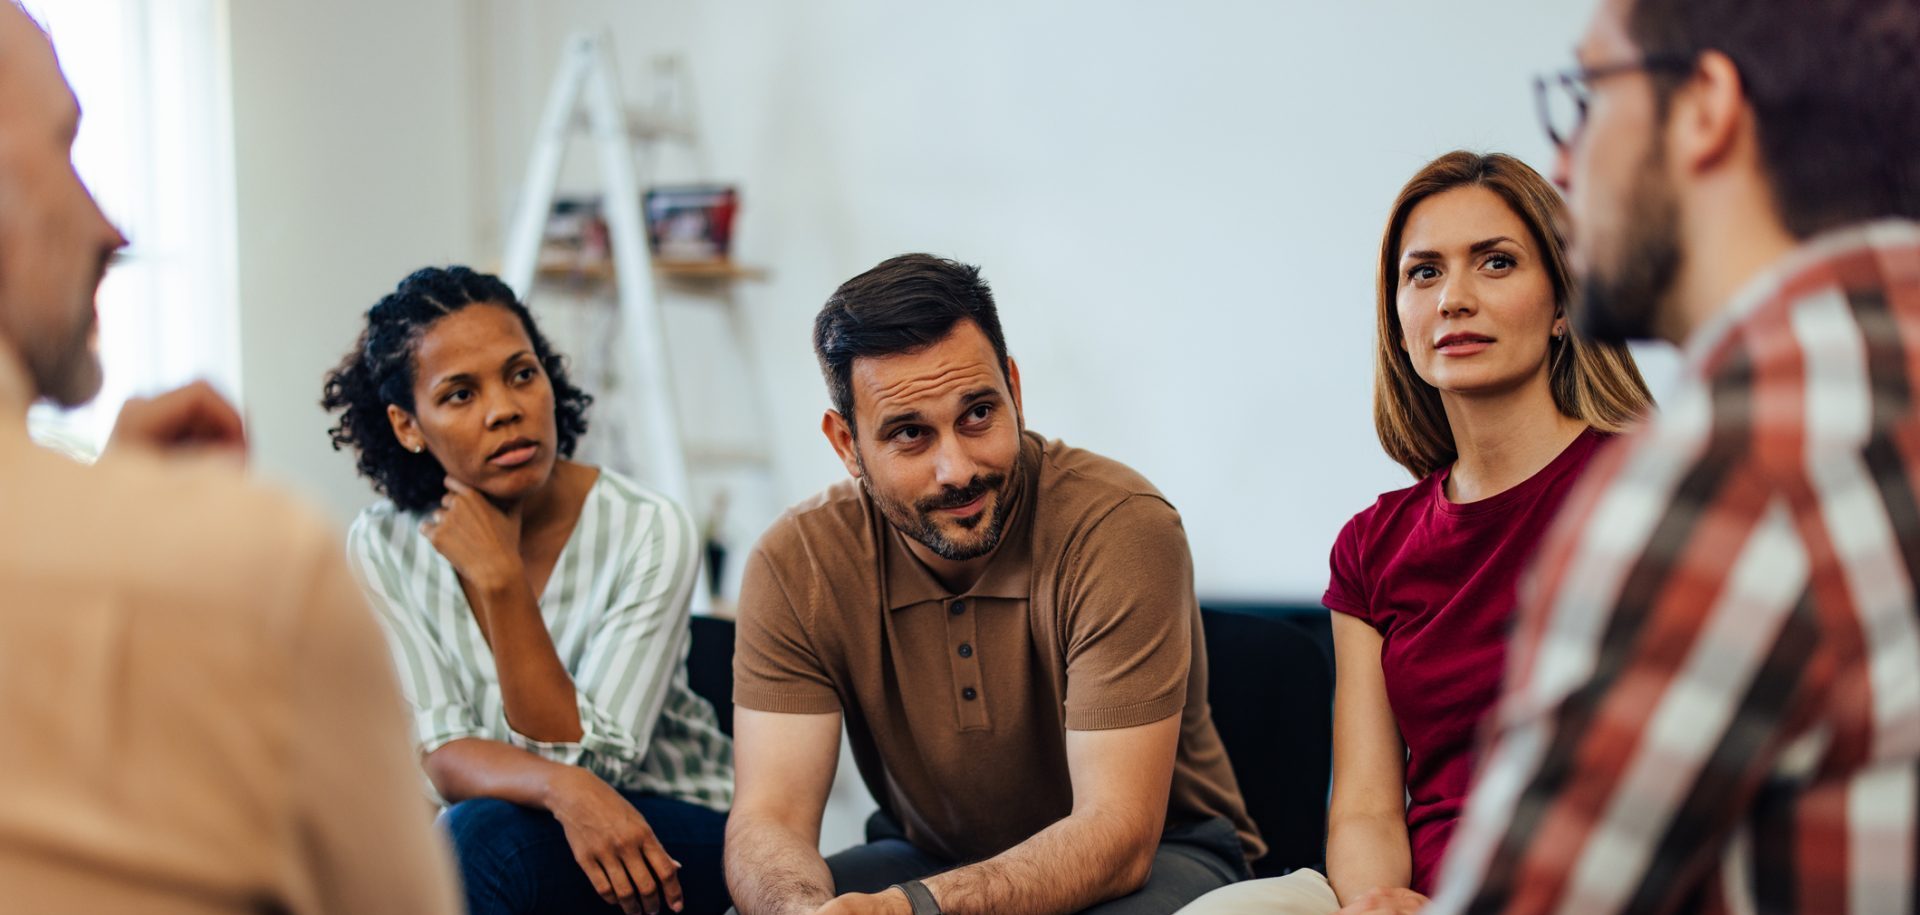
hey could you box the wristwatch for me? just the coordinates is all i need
[890,879,942,915]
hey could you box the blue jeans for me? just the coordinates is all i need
[442,789,731,915]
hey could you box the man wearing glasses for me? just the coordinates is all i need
[1426,1,1920,912]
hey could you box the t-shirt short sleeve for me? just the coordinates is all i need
[733,537,842,715]
[1059,496,1195,731]
[1324,511,1373,623]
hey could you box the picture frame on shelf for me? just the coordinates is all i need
[643,184,738,263]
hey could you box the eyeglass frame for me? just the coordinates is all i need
[1534,53,1699,150]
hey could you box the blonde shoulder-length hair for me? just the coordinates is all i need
[1374,150,1653,479]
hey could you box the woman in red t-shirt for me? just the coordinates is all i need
[1181,152,1653,915]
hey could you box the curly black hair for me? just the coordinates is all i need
[322,266,592,513]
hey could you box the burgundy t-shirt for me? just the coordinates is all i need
[1323,428,1607,894]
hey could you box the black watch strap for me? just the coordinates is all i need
[891,879,942,915]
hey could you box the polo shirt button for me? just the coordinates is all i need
[962,687,978,701]
[957,643,973,658]
[950,601,966,616]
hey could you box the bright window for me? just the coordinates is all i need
[24,0,238,456]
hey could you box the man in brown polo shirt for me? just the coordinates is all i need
[724,254,1261,915]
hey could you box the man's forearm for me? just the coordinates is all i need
[726,812,837,915]
[472,578,585,742]
[923,810,1156,915]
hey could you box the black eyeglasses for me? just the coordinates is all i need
[1534,54,1697,150]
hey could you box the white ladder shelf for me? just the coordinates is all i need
[502,29,690,509]
[501,30,775,608]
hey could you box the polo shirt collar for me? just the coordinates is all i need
[881,432,1041,610]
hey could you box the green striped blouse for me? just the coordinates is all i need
[346,470,733,811]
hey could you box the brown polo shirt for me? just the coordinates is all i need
[735,431,1262,866]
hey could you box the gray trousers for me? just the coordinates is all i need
[771,811,1249,915]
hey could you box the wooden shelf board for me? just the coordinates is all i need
[535,259,765,285]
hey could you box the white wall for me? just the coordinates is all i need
[472,1,1677,602]
[228,0,487,520]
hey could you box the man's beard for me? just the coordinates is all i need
[1577,141,1684,345]
[34,315,102,408]
[865,458,1020,563]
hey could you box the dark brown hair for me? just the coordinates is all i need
[1628,0,1920,238]
[813,253,1010,430]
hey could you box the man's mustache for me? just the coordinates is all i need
[916,474,1004,513]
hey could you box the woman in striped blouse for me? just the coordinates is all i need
[323,266,733,915]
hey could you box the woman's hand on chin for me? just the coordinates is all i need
[421,475,524,591]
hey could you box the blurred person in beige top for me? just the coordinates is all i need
[0,4,460,914]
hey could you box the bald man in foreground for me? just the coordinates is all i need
[0,5,459,913]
